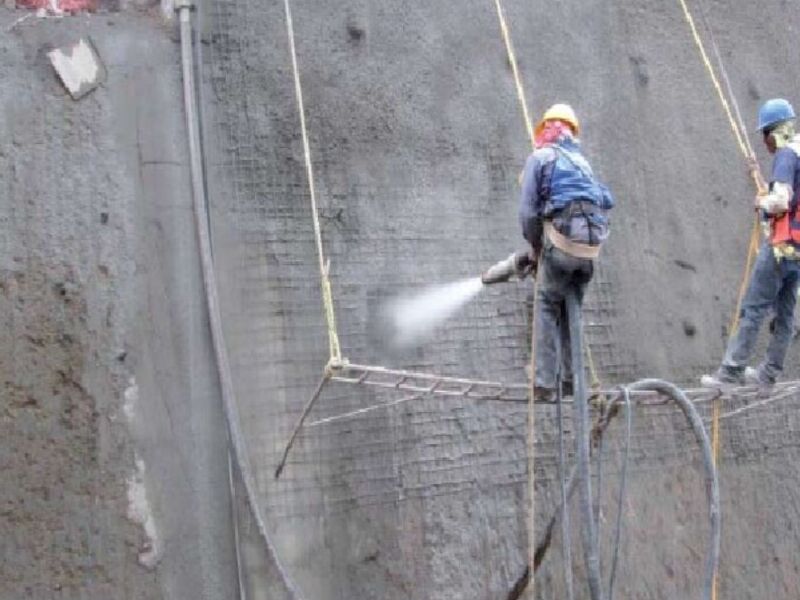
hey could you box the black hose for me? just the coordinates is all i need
[607,387,632,600]
[566,289,604,600]
[556,369,575,600]
[178,3,303,598]
[508,375,719,600]
[594,408,604,550]
[623,379,720,600]
[506,408,622,600]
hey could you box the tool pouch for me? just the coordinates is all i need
[551,200,609,247]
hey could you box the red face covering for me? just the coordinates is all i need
[535,120,572,148]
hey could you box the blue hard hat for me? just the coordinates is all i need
[757,98,796,132]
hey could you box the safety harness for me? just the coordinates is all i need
[768,138,800,256]
[542,141,613,259]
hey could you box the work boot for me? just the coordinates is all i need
[533,386,557,403]
[700,367,744,388]
[744,366,775,389]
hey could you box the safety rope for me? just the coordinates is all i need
[556,370,575,600]
[695,0,755,159]
[493,0,602,392]
[607,387,632,600]
[493,0,535,148]
[493,1,611,593]
[676,0,768,331]
[491,2,537,592]
[710,395,721,600]
[676,2,771,596]
[677,0,748,159]
[491,5,547,595]
[283,0,343,366]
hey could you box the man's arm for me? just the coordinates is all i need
[518,152,544,251]
[758,148,796,214]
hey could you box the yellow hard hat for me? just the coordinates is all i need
[534,103,580,137]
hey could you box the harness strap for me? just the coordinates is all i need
[769,140,800,249]
[553,144,595,181]
[545,221,601,259]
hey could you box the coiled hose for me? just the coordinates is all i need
[565,289,720,600]
[622,379,721,599]
[556,369,575,600]
[566,290,604,600]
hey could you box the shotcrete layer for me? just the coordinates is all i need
[4,0,800,599]
[203,0,800,598]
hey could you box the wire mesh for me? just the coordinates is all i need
[202,0,800,597]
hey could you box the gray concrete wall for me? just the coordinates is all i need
[4,0,800,599]
[0,8,237,598]
[202,0,800,598]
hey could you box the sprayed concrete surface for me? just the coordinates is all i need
[203,0,800,598]
[0,8,236,598]
[4,0,800,599]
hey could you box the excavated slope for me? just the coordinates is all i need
[3,0,800,599]
[204,0,800,598]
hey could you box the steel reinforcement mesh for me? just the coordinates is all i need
[202,0,800,596]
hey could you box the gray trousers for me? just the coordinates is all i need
[722,242,800,380]
[535,243,594,389]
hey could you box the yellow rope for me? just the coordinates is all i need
[494,0,602,395]
[676,2,774,596]
[283,0,342,364]
[494,3,602,594]
[493,4,609,590]
[493,0,536,149]
[677,0,767,330]
[711,396,721,600]
[729,218,761,334]
[677,0,749,157]
[492,1,537,592]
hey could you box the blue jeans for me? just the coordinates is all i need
[535,243,594,389]
[722,243,800,381]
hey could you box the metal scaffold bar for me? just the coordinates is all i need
[274,360,800,480]
[329,362,528,403]
[329,362,800,407]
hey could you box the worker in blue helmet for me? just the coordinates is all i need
[702,98,800,388]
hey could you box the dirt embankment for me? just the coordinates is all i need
[0,7,235,598]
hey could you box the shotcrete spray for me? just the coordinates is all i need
[384,251,533,348]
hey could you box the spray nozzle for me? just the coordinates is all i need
[481,251,534,285]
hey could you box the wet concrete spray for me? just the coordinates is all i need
[384,278,485,348]
[203,0,800,598]
[8,0,800,599]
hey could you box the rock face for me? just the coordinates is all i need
[4,0,800,599]
[203,0,800,598]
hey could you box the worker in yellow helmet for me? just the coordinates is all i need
[518,104,615,401]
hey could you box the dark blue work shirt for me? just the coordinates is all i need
[518,146,558,246]
[772,145,800,194]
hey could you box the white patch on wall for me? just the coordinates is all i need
[123,378,138,422]
[161,0,175,17]
[126,455,161,569]
[47,37,106,100]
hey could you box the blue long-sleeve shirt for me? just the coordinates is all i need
[518,146,557,248]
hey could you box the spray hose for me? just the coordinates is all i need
[563,289,720,600]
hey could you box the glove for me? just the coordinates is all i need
[757,182,792,214]
[514,248,538,279]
